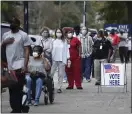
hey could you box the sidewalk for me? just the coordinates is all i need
[1,62,131,114]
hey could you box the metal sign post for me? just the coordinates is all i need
[98,62,128,93]
[24,1,29,33]
[83,1,86,27]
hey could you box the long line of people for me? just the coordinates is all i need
[1,17,131,112]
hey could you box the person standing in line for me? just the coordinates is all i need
[80,26,94,82]
[92,30,113,85]
[127,36,132,62]
[39,28,54,64]
[109,29,120,63]
[2,17,30,113]
[50,28,70,93]
[73,25,81,40]
[104,30,112,43]
[65,29,83,89]
[118,30,128,63]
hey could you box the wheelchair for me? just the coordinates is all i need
[30,72,55,105]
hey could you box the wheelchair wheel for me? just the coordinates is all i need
[43,86,48,105]
[47,77,55,104]
[44,96,48,105]
[49,82,54,104]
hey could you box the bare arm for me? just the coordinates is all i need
[24,46,30,72]
[43,58,51,71]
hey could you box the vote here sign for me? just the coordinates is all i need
[101,63,125,87]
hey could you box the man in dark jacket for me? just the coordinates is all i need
[92,30,113,85]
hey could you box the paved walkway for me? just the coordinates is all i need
[1,62,131,114]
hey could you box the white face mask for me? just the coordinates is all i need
[81,30,87,35]
[42,33,48,38]
[67,33,73,39]
[32,52,39,57]
[56,33,62,38]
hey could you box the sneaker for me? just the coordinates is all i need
[87,79,91,82]
[95,82,100,85]
[34,101,39,106]
[66,87,73,89]
[63,80,67,83]
[57,89,62,93]
[77,87,83,89]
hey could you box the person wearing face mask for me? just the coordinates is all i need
[65,29,83,90]
[1,17,30,113]
[50,28,70,93]
[109,29,120,62]
[39,28,54,65]
[80,26,94,82]
[92,30,113,85]
[118,30,128,63]
[73,25,81,40]
[27,45,51,106]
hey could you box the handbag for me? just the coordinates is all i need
[1,68,18,88]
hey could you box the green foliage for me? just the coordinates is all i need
[1,1,19,22]
[98,1,128,24]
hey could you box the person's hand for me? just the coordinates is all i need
[41,52,45,59]
[3,38,15,45]
[21,66,28,73]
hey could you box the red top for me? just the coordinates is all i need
[69,37,81,60]
[110,34,120,46]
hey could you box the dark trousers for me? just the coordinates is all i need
[127,50,132,61]
[91,58,94,78]
[8,70,25,113]
[119,47,128,63]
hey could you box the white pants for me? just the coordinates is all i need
[50,61,65,89]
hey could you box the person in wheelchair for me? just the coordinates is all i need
[27,45,51,106]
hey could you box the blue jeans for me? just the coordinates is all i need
[25,75,32,101]
[25,75,43,102]
[81,56,92,80]
[64,72,67,81]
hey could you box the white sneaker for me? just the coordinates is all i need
[87,79,91,82]
[63,80,67,83]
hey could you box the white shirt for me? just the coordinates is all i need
[118,33,128,47]
[127,39,131,50]
[52,39,70,64]
[2,30,31,70]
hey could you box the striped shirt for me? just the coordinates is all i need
[79,34,94,58]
